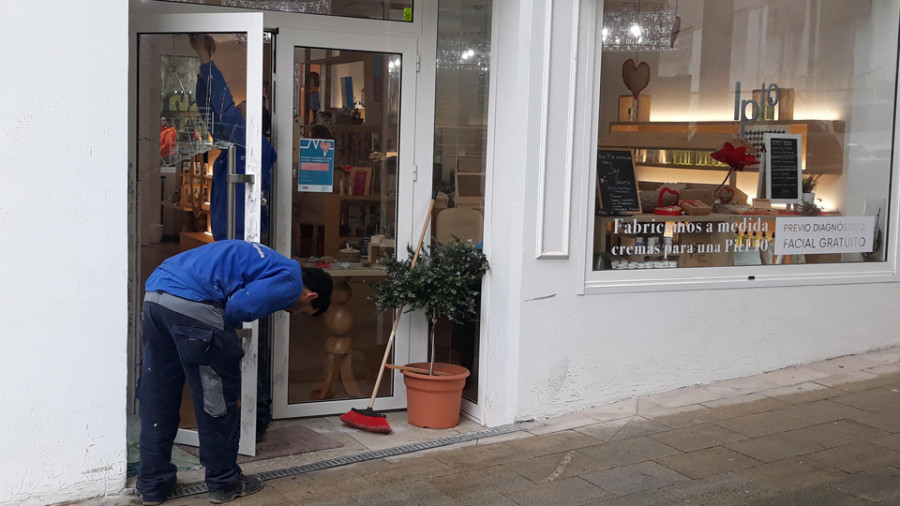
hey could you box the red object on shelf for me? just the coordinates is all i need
[711,142,758,172]
[352,169,369,195]
[654,206,683,216]
[654,187,683,216]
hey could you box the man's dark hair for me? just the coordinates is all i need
[301,266,333,317]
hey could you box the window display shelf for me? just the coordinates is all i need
[166,153,212,247]
[180,231,214,251]
[162,201,210,212]
[598,120,845,174]
[594,212,840,268]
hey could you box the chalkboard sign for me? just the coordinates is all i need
[765,134,802,204]
[596,149,641,214]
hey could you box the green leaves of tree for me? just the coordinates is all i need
[368,239,489,324]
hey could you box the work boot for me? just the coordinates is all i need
[140,476,176,505]
[208,473,263,504]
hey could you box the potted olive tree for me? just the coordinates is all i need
[369,238,489,428]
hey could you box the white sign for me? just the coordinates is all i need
[774,216,875,255]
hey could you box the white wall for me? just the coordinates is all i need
[0,1,129,504]
[479,0,532,427]
[484,0,900,425]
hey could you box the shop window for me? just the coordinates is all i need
[591,0,897,281]
[152,0,415,22]
[431,0,492,403]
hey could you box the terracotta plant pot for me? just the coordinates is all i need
[401,362,470,429]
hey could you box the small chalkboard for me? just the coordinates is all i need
[765,134,802,204]
[596,149,641,214]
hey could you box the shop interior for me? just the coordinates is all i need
[136,0,492,433]
[592,0,893,271]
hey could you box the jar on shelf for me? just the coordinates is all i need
[339,165,353,195]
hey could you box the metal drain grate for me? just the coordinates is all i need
[166,424,522,499]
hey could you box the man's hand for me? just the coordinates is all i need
[189,34,216,63]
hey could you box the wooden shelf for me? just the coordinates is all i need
[162,201,190,212]
[322,125,382,133]
[633,161,744,172]
[598,120,845,174]
[597,213,779,224]
[162,201,210,212]
[179,231,214,251]
[170,154,212,241]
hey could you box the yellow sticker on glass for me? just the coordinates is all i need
[403,8,413,21]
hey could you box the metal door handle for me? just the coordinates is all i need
[226,145,256,240]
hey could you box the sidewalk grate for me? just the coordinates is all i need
[165,424,522,500]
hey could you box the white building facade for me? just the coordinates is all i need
[2,0,899,503]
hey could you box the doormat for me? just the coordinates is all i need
[177,424,343,464]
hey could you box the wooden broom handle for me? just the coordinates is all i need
[385,364,451,376]
[368,197,436,408]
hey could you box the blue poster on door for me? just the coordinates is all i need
[298,138,334,192]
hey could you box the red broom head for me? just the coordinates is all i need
[340,407,393,434]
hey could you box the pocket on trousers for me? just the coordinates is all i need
[173,324,215,364]
[199,365,227,417]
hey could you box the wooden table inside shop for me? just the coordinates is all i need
[308,262,387,400]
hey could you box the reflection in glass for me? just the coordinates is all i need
[153,0,414,22]
[430,0,493,404]
[287,46,400,404]
[138,32,251,429]
[593,0,897,271]
[159,54,213,166]
[601,1,679,52]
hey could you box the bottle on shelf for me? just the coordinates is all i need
[647,236,659,255]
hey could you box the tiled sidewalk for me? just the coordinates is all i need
[93,347,900,505]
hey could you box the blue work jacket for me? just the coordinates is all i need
[146,240,303,325]
[196,62,277,241]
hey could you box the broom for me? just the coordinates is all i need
[339,196,436,433]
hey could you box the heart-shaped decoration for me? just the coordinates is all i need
[657,187,680,208]
[716,186,736,204]
[622,59,651,98]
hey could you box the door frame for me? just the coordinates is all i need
[269,8,438,419]
[133,12,265,456]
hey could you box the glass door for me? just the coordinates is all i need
[271,26,421,418]
[135,12,265,456]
